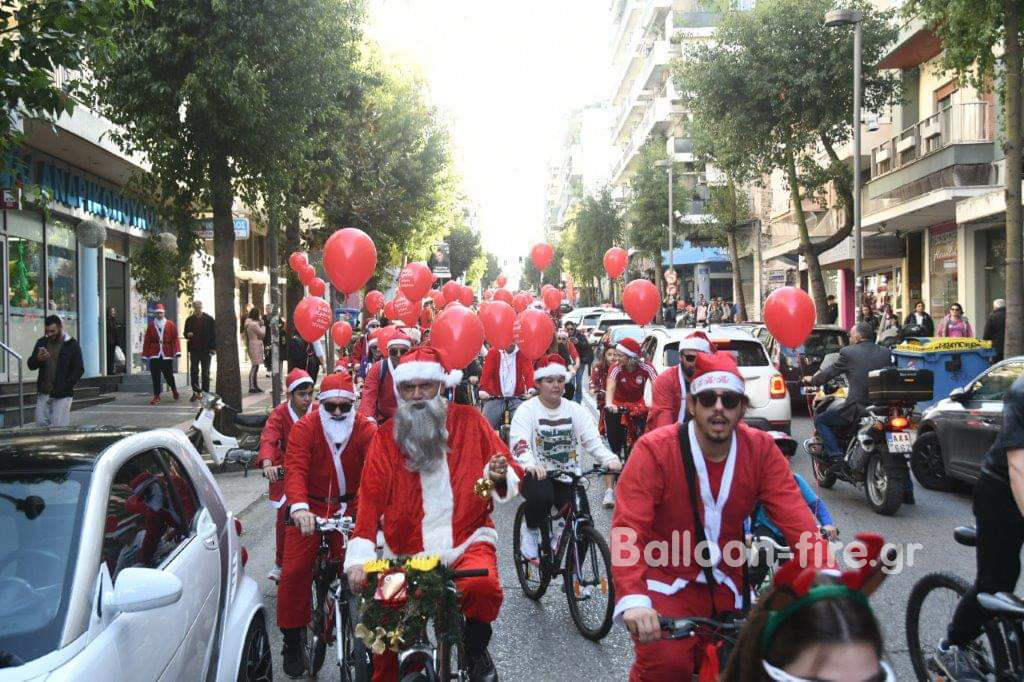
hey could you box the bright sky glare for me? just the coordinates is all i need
[366,0,610,276]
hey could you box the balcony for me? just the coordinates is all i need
[631,95,684,148]
[869,102,993,179]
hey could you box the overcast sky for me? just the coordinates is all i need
[366,0,610,277]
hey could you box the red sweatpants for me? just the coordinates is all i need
[629,583,736,682]
[276,524,346,629]
[371,542,502,682]
[274,506,288,568]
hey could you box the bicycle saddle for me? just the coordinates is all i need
[953,526,977,547]
[978,592,1024,618]
[233,413,269,429]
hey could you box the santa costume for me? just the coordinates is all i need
[344,346,524,682]
[611,353,829,681]
[258,369,316,574]
[141,303,181,402]
[277,372,377,630]
[479,344,535,398]
[357,330,412,423]
[647,331,713,431]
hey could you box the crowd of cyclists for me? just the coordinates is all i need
[256,298,1024,682]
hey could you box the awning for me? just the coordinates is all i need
[662,241,729,267]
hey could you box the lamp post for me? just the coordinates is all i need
[825,7,864,322]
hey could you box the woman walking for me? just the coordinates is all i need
[243,307,266,392]
[937,302,974,338]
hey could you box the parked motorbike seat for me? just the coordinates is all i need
[978,592,1024,619]
[233,413,269,429]
[953,526,977,547]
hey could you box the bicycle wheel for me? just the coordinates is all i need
[436,636,466,682]
[305,563,332,676]
[399,650,438,682]
[906,572,1008,681]
[565,524,614,641]
[339,592,371,682]
[512,502,550,600]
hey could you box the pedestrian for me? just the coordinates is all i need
[708,298,724,324]
[859,303,879,332]
[662,297,677,327]
[937,302,974,338]
[142,303,181,405]
[902,300,935,337]
[696,294,708,326]
[983,298,1006,363]
[564,320,591,403]
[27,315,84,427]
[419,298,435,330]
[184,300,216,401]
[244,307,265,393]
[106,306,124,375]
[677,305,696,328]
[287,329,323,384]
[825,294,839,324]
[876,305,900,346]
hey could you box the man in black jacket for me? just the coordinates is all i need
[565,320,591,404]
[27,315,84,427]
[983,298,1006,364]
[184,300,216,401]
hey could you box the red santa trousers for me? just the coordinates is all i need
[629,582,736,682]
[274,506,288,568]
[372,542,502,682]
[277,524,346,628]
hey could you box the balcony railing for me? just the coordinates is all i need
[869,102,993,178]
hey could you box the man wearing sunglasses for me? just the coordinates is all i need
[648,331,714,431]
[612,352,830,680]
[357,330,413,423]
[277,372,377,678]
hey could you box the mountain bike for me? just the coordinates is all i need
[511,465,616,640]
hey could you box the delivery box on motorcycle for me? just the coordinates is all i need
[868,367,934,406]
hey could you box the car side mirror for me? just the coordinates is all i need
[949,387,968,402]
[110,567,183,614]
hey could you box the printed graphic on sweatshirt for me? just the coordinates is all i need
[534,417,578,465]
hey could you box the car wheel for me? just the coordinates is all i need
[237,614,273,682]
[910,432,953,491]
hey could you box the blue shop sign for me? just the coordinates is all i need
[198,217,250,240]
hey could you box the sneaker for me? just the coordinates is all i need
[281,632,306,679]
[602,488,615,509]
[520,526,541,561]
[267,566,281,582]
[150,396,161,405]
[468,650,498,682]
[190,392,200,402]
[932,639,984,681]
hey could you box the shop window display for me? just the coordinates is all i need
[7,211,46,364]
[47,220,78,339]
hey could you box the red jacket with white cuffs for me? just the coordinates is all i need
[142,320,180,359]
[479,347,534,397]
[258,400,316,507]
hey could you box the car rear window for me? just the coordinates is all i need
[799,332,847,356]
[599,319,631,331]
[582,313,601,326]
[713,340,770,367]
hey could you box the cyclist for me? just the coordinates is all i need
[604,337,657,507]
[509,354,622,562]
[357,329,412,423]
[612,352,830,680]
[933,373,1024,681]
[278,373,377,679]
[647,331,714,431]
[479,341,534,429]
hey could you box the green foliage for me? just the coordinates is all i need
[520,246,564,291]
[704,182,752,247]
[445,222,484,282]
[482,253,502,285]
[904,0,1006,91]
[625,140,688,265]
[563,188,623,287]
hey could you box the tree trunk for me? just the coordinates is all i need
[1004,0,1023,358]
[267,209,282,407]
[210,154,241,425]
[727,229,747,321]
[786,147,829,320]
[284,209,303,325]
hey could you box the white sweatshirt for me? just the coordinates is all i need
[509,396,618,472]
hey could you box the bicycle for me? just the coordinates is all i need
[301,513,372,681]
[660,613,745,680]
[511,464,617,640]
[607,402,647,461]
[906,524,1024,681]
[483,395,523,444]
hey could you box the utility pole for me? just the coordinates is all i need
[267,209,282,406]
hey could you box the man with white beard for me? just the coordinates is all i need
[345,346,523,682]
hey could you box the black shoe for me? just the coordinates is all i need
[281,629,306,679]
[903,488,916,505]
[468,650,498,682]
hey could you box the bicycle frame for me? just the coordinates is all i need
[538,471,598,581]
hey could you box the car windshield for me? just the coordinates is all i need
[581,313,601,326]
[798,331,847,356]
[971,361,1024,401]
[599,318,631,331]
[0,469,91,665]
[664,339,768,367]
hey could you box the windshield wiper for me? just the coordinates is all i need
[0,493,45,519]
[0,650,25,668]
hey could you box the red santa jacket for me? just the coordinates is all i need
[142,320,181,359]
[479,347,534,397]
[284,410,377,518]
[258,400,316,506]
[611,421,829,616]
[647,365,687,431]
[357,358,398,423]
[344,404,524,569]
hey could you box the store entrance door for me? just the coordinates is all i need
[105,258,128,374]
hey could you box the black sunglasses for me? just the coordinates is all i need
[322,401,353,415]
[389,347,409,356]
[695,391,743,409]
[682,353,699,363]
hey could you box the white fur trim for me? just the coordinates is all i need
[387,337,412,349]
[484,462,520,503]
[288,377,314,393]
[392,360,448,387]
[615,343,637,358]
[690,371,744,395]
[679,336,712,353]
[342,537,378,571]
[534,364,573,381]
[319,388,356,401]
[289,502,310,515]
[613,594,654,625]
[445,370,463,388]
[379,526,500,567]
[419,456,455,557]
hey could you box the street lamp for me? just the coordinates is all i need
[825,7,864,322]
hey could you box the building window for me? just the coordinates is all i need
[928,225,958,319]
[47,219,78,339]
[7,211,46,362]
[982,227,1005,307]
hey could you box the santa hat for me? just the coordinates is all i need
[616,337,641,359]
[679,331,714,354]
[392,346,463,389]
[402,326,422,345]
[690,352,745,395]
[318,372,356,401]
[152,303,165,312]
[387,331,412,350]
[334,357,351,373]
[286,368,314,393]
[534,354,573,381]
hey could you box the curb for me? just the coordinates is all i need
[236,490,269,520]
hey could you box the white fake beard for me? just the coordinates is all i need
[393,394,449,473]
[319,404,355,451]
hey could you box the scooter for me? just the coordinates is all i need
[189,392,268,474]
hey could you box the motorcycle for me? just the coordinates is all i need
[189,392,268,474]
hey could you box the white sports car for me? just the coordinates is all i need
[0,427,269,681]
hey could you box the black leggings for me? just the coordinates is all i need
[948,474,1024,645]
[605,407,627,456]
[521,475,575,529]
[150,358,176,396]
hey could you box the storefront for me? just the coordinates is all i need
[926,223,958,319]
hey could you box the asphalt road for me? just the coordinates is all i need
[237,404,980,681]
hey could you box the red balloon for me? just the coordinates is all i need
[442,280,462,305]
[383,299,397,322]
[496,274,508,288]
[603,247,628,279]
[430,304,484,370]
[399,262,432,302]
[543,287,561,312]
[308,277,326,297]
[391,293,421,327]
[331,321,353,348]
[429,289,446,308]
[479,301,516,348]
[288,252,308,272]
[512,292,533,313]
[493,289,513,305]
[622,279,659,325]
[324,227,377,294]
[764,286,817,349]
[458,285,474,307]
[513,309,555,360]
[365,290,385,315]
[531,243,554,271]
[298,264,316,286]
[294,296,332,342]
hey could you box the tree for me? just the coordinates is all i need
[904,0,1023,357]
[446,222,484,282]
[704,180,753,320]
[520,246,564,292]
[564,188,623,303]
[675,0,899,319]
[90,0,365,413]
[482,253,502,286]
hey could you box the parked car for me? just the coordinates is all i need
[0,427,269,681]
[911,356,1024,490]
[606,324,654,350]
[561,306,604,328]
[752,324,849,399]
[588,312,634,347]
[641,327,792,433]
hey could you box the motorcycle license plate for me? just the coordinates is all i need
[886,432,913,453]
[801,386,818,395]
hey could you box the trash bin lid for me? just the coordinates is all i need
[895,338,993,355]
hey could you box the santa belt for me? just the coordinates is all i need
[310,493,353,505]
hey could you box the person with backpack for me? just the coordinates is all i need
[356,330,412,423]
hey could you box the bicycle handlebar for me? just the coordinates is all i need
[315,514,355,534]
[450,568,489,579]
[659,616,742,639]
